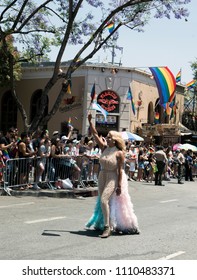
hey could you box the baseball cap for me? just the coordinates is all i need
[72,139,80,144]
[61,135,69,141]
[52,131,59,136]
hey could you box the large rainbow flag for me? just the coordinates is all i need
[149,67,176,105]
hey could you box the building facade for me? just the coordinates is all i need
[0,63,185,145]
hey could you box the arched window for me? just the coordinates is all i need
[30,89,48,124]
[1,90,17,133]
[147,102,154,124]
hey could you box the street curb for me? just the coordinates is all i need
[2,187,98,198]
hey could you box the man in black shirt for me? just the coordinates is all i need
[0,128,16,159]
[0,128,17,186]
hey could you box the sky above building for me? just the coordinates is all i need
[48,1,196,85]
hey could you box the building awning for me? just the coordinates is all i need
[178,122,192,136]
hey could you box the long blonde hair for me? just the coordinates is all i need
[109,131,126,151]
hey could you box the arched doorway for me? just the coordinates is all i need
[155,98,166,123]
[1,90,17,133]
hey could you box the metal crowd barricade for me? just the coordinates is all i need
[3,157,37,192]
[2,155,99,195]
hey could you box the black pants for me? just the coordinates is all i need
[155,161,165,185]
[185,164,193,181]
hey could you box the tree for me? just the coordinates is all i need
[0,0,191,132]
[185,59,197,132]
[190,60,197,80]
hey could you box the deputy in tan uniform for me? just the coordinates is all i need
[153,146,168,186]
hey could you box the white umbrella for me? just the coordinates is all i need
[121,131,144,141]
[181,143,197,152]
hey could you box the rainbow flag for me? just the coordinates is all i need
[169,96,176,108]
[175,69,181,83]
[90,82,96,103]
[127,86,136,115]
[149,67,176,105]
[161,103,170,116]
[154,112,160,124]
[106,21,115,34]
[2,150,10,160]
[186,79,197,90]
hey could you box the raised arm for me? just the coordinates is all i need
[88,113,106,150]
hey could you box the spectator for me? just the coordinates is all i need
[185,149,194,181]
[153,146,168,186]
[127,144,137,181]
[51,137,72,181]
[137,148,147,182]
[0,128,18,185]
[176,149,185,184]
[17,132,37,189]
[146,149,155,183]
[36,138,51,184]
[0,148,5,183]
[0,128,17,160]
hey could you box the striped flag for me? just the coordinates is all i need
[90,102,108,122]
[161,103,170,116]
[127,86,136,115]
[90,82,96,103]
[106,21,115,34]
[154,112,160,124]
[175,69,181,83]
[186,79,197,90]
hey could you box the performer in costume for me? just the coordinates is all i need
[86,113,140,238]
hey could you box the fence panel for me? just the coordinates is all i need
[2,156,99,194]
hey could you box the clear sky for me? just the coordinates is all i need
[117,0,197,85]
[49,1,196,85]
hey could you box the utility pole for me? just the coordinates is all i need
[106,41,123,66]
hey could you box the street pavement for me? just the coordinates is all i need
[0,178,197,260]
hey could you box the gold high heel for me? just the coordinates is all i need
[99,226,111,238]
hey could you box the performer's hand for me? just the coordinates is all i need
[116,187,121,196]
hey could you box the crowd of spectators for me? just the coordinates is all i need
[125,142,197,186]
[0,126,101,190]
[0,126,196,191]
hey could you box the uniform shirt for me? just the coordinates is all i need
[154,150,168,163]
[177,152,185,164]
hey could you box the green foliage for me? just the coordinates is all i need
[0,35,22,87]
[0,0,192,131]
[190,60,197,80]
[21,35,51,65]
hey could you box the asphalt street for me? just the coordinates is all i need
[0,178,197,260]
